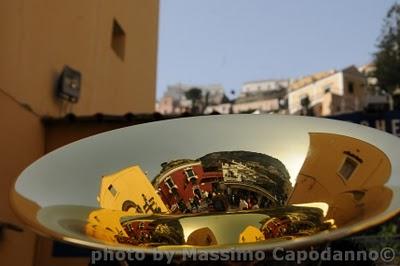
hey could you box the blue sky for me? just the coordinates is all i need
[156,0,396,99]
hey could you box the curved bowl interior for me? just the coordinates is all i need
[11,115,400,252]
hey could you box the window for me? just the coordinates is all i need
[108,184,117,197]
[348,82,354,94]
[185,168,196,178]
[351,191,365,201]
[165,176,176,190]
[300,94,310,107]
[324,86,331,94]
[338,157,358,180]
[185,168,198,183]
[111,19,126,60]
[138,222,145,230]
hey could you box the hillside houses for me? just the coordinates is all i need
[157,65,372,116]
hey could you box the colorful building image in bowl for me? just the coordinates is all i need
[86,132,393,248]
[152,151,292,214]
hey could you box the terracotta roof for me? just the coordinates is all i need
[288,70,336,91]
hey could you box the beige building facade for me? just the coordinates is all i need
[288,66,367,116]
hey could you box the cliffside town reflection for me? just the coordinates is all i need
[86,205,333,246]
[85,133,392,247]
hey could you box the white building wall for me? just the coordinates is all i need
[288,73,343,114]
[241,80,290,96]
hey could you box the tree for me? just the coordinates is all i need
[374,3,400,108]
[201,91,210,114]
[300,95,314,116]
[185,87,202,114]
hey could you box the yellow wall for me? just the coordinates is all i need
[98,165,168,213]
[86,209,128,243]
[0,0,159,117]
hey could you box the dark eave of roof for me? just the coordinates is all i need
[41,112,220,125]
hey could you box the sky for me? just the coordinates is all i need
[156,0,397,100]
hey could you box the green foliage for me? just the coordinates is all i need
[300,95,315,116]
[374,3,400,94]
[185,87,203,114]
